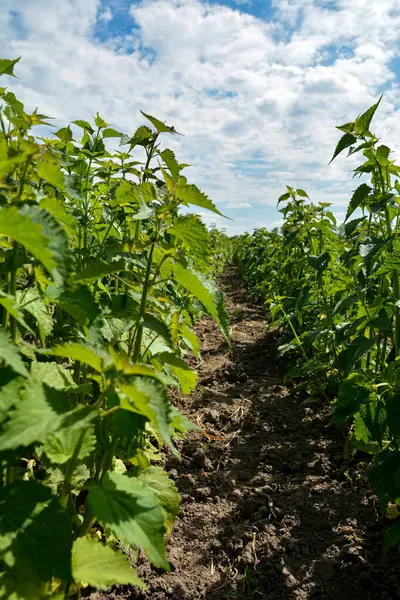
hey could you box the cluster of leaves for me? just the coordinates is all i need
[234,97,400,556]
[0,57,230,598]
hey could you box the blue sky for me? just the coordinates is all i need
[2,0,400,235]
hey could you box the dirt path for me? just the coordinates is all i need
[93,267,399,600]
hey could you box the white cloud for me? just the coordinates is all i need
[1,0,400,234]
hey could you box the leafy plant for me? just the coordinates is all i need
[0,57,230,598]
[234,97,400,553]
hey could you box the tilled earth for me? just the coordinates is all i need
[91,267,400,600]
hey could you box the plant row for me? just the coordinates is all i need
[0,57,230,599]
[234,97,400,556]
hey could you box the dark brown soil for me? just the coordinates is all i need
[90,267,400,600]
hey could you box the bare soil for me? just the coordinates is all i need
[90,267,400,600]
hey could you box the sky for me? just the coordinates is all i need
[1,0,400,235]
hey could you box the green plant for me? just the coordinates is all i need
[234,97,400,555]
[0,57,230,598]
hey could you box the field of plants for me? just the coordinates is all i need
[0,57,231,598]
[234,96,400,558]
[3,53,400,600]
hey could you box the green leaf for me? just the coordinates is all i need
[156,352,198,394]
[368,449,400,513]
[376,250,400,276]
[0,480,72,582]
[94,113,108,129]
[307,252,330,274]
[174,182,225,217]
[0,368,25,423]
[88,471,169,569]
[180,324,200,358]
[0,206,56,277]
[55,126,73,144]
[44,423,96,464]
[0,378,71,451]
[174,263,230,343]
[338,336,375,375]
[0,58,20,78]
[143,313,173,346]
[382,522,400,558]
[40,196,76,239]
[296,189,309,198]
[355,96,382,134]
[160,149,181,180]
[74,259,125,283]
[346,184,372,220]
[0,294,34,334]
[329,133,358,164]
[72,536,144,590]
[115,181,156,206]
[117,376,171,447]
[332,373,372,422]
[30,361,76,391]
[18,288,53,339]
[37,151,65,190]
[169,215,209,258]
[103,127,123,138]
[137,467,180,530]
[20,205,72,282]
[46,284,100,326]
[0,329,28,377]
[44,343,109,373]
[140,111,175,134]
[73,119,94,134]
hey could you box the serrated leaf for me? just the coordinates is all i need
[355,96,382,134]
[376,250,400,276]
[140,111,175,134]
[74,259,125,283]
[156,352,198,394]
[0,58,20,77]
[115,181,156,206]
[0,329,28,377]
[169,215,209,258]
[368,449,400,513]
[179,324,200,358]
[346,184,372,220]
[40,196,76,238]
[174,263,230,343]
[160,149,180,180]
[103,127,123,138]
[0,480,72,583]
[30,361,76,391]
[73,119,94,134]
[72,536,144,590]
[338,336,374,375]
[55,126,73,144]
[18,287,53,339]
[0,293,34,334]
[329,133,358,164]
[44,343,109,373]
[307,252,330,274]
[137,467,180,530]
[174,182,225,217]
[143,313,172,346]
[46,284,100,326]
[0,206,56,276]
[44,423,96,464]
[94,113,108,129]
[117,376,171,447]
[88,471,168,569]
[332,373,372,422]
[20,205,72,282]
[0,378,71,451]
[37,151,65,190]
